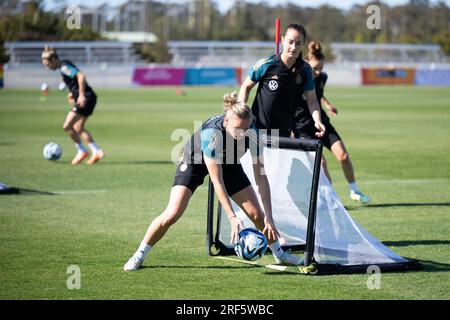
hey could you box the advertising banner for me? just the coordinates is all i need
[361,68,416,85]
[132,67,185,86]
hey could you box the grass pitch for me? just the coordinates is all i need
[0,86,449,299]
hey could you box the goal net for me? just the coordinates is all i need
[206,136,422,274]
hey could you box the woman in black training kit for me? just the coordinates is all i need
[239,23,326,139]
[292,41,370,205]
[123,92,303,271]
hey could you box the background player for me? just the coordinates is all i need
[41,46,105,165]
[292,41,370,204]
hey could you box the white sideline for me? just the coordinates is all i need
[213,256,288,272]
[52,190,107,194]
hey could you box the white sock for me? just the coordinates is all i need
[88,142,100,154]
[349,182,360,193]
[75,143,87,153]
[269,240,284,259]
[134,242,152,261]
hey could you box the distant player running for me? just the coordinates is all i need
[123,92,303,271]
[41,46,105,165]
[292,41,370,204]
[239,23,326,138]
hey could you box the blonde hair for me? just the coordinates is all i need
[223,91,253,120]
[41,45,58,60]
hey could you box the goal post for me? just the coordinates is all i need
[206,136,323,266]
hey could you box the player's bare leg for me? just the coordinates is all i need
[331,140,370,204]
[123,186,192,271]
[63,111,89,165]
[73,117,104,165]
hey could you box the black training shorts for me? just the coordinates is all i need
[173,162,251,197]
[71,92,97,117]
[293,122,341,150]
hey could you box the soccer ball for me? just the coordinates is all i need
[234,227,268,261]
[43,142,62,160]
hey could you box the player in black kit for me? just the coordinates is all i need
[41,46,104,165]
[123,92,303,271]
[293,41,370,204]
[239,23,325,138]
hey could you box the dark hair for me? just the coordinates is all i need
[307,40,325,61]
[284,23,307,74]
[284,23,306,41]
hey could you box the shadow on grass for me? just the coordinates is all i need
[140,265,259,270]
[346,202,450,210]
[383,240,450,247]
[0,187,56,195]
[417,259,450,273]
[96,160,174,165]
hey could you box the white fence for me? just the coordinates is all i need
[3,63,136,89]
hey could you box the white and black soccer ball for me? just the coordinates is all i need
[43,142,62,161]
[234,227,268,261]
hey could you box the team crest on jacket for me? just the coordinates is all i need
[268,80,278,91]
[295,73,303,84]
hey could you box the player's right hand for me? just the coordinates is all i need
[67,93,75,105]
[315,121,326,138]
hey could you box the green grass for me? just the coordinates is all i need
[0,86,449,300]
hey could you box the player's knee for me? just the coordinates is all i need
[160,209,182,227]
[63,123,73,132]
[337,152,349,162]
[249,209,264,227]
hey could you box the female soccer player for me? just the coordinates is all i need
[238,23,326,138]
[123,92,303,271]
[41,46,104,165]
[292,41,370,204]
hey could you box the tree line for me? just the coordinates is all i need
[1,0,449,63]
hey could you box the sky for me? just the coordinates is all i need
[44,0,450,13]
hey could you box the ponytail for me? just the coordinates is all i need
[223,92,253,120]
[307,40,325,61]
[41,45,58,60]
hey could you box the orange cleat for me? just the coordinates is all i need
[86,150,105,165]
[71,151,89,165]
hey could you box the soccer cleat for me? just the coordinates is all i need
[350,190,371,205]
[71,151,89,165]
[86,150,105,165]
[123,256,143,271]
[273,251,304,266]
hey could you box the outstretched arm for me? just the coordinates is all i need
[204,156,243,243]
[305,89,326,137]
[238,76,256,104]
[321,96,338,116]
[252,156,279,242]
[76,72,87,107]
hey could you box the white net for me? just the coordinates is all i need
[218,147,407,266]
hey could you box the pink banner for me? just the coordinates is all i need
[132,67,185,86]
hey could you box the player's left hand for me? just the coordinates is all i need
[328,104,338,116]
[263,217,280,243]
[315,121,326,138]
[77,95,86,108]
